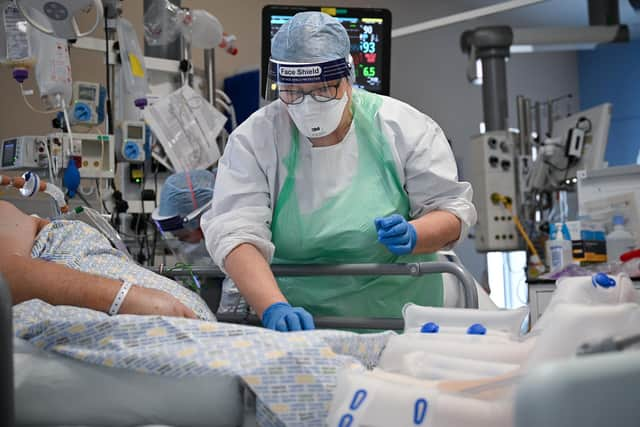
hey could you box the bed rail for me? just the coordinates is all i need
[158,261,479,330]
[0,274,14,427]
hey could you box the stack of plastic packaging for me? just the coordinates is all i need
[327,273,640,427]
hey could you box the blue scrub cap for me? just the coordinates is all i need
[271,11,350,63]
[158,169,216,228]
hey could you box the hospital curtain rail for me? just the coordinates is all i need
[157,261,479,330]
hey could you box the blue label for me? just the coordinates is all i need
[350,389,367,411]
[339,414,354,427]
[414,398,428,424]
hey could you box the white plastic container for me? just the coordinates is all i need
[545,225,573,272]
[606,215,636,262]
[117,18,148,110]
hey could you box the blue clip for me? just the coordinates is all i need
[420,322,439,334]
[467,323,487,335]
[349,389,367,411]
[414,398,428,425]
[592,273,616,288]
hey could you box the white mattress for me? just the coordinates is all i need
[14,338,246,427]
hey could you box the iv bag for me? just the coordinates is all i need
[117,17,148,109]
[144,0,223,49]
[0,2,36,81]
[183,9,223,49]
[143,0,182,46]
[32,27,72,110]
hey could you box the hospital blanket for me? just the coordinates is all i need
[13,300,393,427]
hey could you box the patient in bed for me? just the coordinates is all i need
[0,200,215,320]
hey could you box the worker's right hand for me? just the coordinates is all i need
[261,302,315,332]
[119,285,198,319]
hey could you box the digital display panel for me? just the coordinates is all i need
[127,125,143,140]
[78,85,97,102]
[262,6,391,96]
[2,139,17,167]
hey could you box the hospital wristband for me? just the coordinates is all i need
[108,281,133,316]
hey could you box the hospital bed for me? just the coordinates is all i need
[6,258,486,427]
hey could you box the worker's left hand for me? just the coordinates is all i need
[374,214,417,255]
[261,302,315,332]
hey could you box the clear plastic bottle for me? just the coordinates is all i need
[606,215,637,263]
[545,223,574,272]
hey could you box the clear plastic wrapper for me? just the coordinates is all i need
[144,85,224,172]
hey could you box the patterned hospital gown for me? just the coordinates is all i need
[30,220,215,321]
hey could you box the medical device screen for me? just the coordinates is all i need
[2,139,17,167]
[262,6,391,96]
[127,125,143,140]
[78,85,97,102]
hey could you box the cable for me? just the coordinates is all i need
[76,190,95,210]
[60,96,75,159]
[20,84,56,114]
[43,141,56,182]
[79,184,96,196]
[492,193,542,261]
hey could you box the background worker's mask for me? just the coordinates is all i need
[287,92,348,138]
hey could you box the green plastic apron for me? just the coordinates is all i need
[271,89,443,318]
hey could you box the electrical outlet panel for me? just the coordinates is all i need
[469,131,522,252]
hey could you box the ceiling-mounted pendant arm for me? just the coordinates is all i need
[461,26,514,132]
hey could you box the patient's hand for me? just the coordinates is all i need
[120,286,198,319]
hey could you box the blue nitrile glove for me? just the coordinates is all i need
[261,302,315,332]
[374,214,418,255]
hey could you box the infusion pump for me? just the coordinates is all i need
[0,136,48,170]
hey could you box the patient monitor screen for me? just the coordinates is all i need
[262,6,391,96]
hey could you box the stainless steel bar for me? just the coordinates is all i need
[0,274,14,427]
[204,48,216,105]
[158,262,479,309]
[216,313,404,330]
[516,95,527,153]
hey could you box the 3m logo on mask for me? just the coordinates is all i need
[279,66,322,78]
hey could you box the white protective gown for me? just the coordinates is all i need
[201,93,477,312]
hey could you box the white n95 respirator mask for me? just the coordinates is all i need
[287,93,349,138]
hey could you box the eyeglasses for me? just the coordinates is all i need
[278,81,343,105]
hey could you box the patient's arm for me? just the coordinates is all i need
[0,201,196,318]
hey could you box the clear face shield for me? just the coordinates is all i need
[266,58,353,138]
[151,201,211,264]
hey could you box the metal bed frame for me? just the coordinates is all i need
[158,261,479,330]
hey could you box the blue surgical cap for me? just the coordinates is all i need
[158,169,216,228]
[271,12,350,63]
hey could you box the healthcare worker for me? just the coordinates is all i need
[152,169,216,264]
[201,12,476,332]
